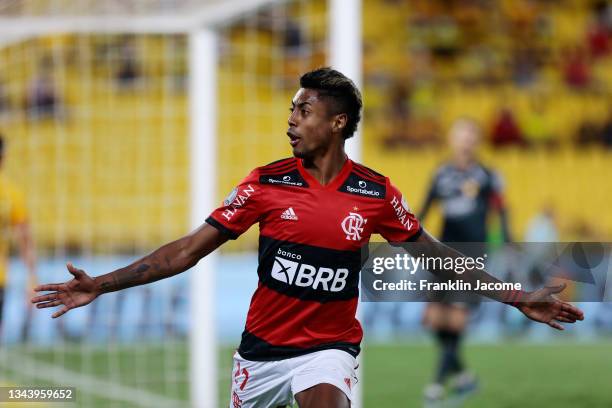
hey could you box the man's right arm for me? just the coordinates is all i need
[34,167,262,318]
[32,223,229,318]
[95,222,229,294]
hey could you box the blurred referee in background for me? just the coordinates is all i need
[0,134,37,341]
[418,118,511,406]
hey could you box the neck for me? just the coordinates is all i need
[453,155,474,170]
[302,145,347,186]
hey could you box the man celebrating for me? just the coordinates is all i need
[32,68,583,407]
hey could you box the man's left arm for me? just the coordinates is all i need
[375,177,583,330]
[414,230,584,330]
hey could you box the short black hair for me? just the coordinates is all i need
[299,67,362,139]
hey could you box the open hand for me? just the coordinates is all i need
[518,283,584,330]
[31,263,100,318]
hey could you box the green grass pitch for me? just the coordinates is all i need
[1,342,610,407]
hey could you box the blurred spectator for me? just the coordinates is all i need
[562,46,592,90]
[283,19,304,55]
[522,98,556,148]
[460,46,501,86]
[511,47,540,87]
[26,60,59,120]
[586,0,612,59]
[430,15,461,59]
[383,81,441,149]
[574,119,602,147]
[525,205,559,242]
[383,82,412,148]
[0,134,38,341]
[587,21,610,59]
[116,37,140,88]
[490,107,526,147]
[576,106,612,148]
[411,11,460,60]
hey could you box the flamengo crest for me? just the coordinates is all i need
[341,212,367,241]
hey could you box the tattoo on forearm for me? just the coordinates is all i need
[116,264,150,288]
[100,263,150,293]
[98,241,185,294]
[99,280,116,293]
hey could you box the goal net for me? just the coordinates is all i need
[0,1,350,407]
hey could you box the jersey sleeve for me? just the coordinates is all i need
[375,178,422,242]
[9,184,27,225]
[206,169,264,239]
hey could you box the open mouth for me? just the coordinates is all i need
[287,130,301,147]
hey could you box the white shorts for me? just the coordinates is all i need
[229,349,358,408]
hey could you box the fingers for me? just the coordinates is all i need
[543,283,566,296]
[52,306,70,319]
[547,320,564,330]
[559,310,578,321]
[34,263,86,293]
[36,300,63,309]
[66,262,85,278]
[551,305,584,327]
[34,284,64,292]
[31,293,59,303]
[561,302,584,320]
[555,315,575,323]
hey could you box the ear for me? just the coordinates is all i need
[332,113,348,134]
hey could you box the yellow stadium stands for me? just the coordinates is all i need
[0,0,610,253]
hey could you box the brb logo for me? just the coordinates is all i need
[271,249,349,292]
[341,212,367,241]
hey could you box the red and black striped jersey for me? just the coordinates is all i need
[206,157,421,361]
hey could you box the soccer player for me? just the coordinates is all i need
[418,117,511,405]
[0,134,38,338]
[31,68,583,408]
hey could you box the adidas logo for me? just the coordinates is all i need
[280,207,298,221]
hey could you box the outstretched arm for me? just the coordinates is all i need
[415,230,584,330]
[32,223,229,318]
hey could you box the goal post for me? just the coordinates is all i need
[188,27,219,408]
[328,1,363,405]
[329,0,362,163]
[0,1,363,407]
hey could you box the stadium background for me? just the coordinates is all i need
[0,0,611,407]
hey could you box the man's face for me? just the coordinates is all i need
[287,88,339,159]
[449,121,480,161]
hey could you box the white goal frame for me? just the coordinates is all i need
[0,0,362,406]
